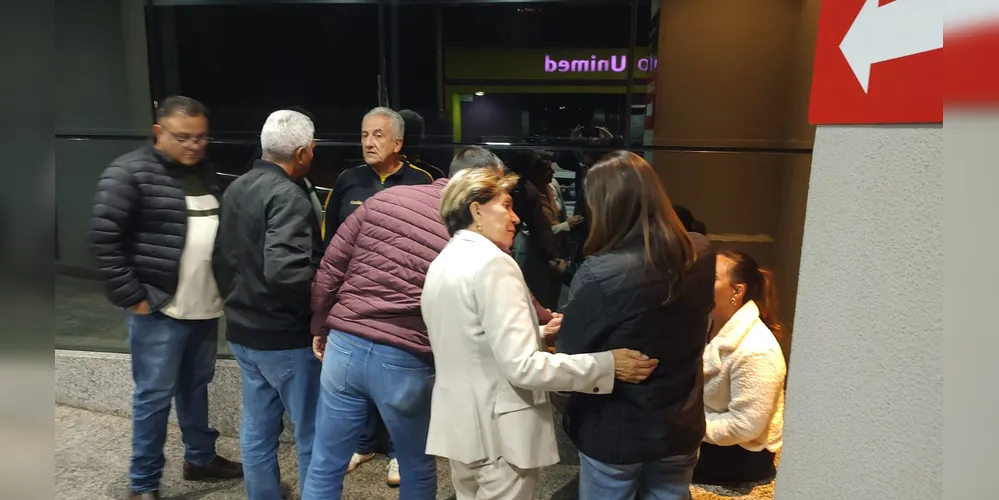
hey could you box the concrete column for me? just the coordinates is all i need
[775,125,943,499]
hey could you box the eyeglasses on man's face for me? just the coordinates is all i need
[161,126,210,145]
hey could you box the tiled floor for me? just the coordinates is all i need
[55,405,774,500]
[55,275,776,499]
[55,405,582,500]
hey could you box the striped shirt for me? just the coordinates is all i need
[160,169,223,320]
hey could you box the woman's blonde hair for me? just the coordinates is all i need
[439,166,519,235]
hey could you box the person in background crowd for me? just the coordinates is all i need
[673,205,708,235]
[303,147,532,500]
[508,149,577,310]
[317,107,430,483]
[538,150,584,244]
[693,250,786,486]
[539,150,584,277]
[421,165,660,500]
[557,151,715,500]
[565,119,614,223]
[556,121,617,285]
[89,96,242,500]
[504,149,566,309]
[398,109,445,180]
[322,107,434,241]
[213,110,324,500]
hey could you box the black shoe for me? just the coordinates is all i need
[127,491,160,500]
[182,455,244,481]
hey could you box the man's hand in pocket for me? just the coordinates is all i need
[131,300,151,315]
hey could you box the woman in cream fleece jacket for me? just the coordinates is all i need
[693,250,787,485]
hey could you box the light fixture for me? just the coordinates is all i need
[475,91,485,96]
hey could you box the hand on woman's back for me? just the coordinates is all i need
[611,349,659,383]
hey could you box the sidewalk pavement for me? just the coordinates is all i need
[54,405,577,499]
[55,405,774,500]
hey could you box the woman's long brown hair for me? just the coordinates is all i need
[583,151,695,300]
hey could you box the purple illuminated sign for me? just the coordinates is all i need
[544,54,658,74]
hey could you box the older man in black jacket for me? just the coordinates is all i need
[213,109,324,500]
[89,96,243,500]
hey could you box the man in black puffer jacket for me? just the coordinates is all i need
[89,96,242,500]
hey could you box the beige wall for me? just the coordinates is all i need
[650,0,819,352]
[652,0,817,149]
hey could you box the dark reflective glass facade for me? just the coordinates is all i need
[57,0,815,358]
[56,0,660,353]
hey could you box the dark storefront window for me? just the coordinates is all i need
[57,0,655,353]
[145,0,654,175]
[152,2,382,138]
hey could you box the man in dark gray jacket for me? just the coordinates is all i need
[213,109,324,500]
[89,96,243,500]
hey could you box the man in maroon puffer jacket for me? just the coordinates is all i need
[302,146,554,500]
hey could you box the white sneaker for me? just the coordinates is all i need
[386,458,400,487]
[347,452,374,473]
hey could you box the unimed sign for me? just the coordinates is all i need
[544,54,657,74]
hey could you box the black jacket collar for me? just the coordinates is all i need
[147,143,212,175]
[367,160,412,180]
[252,159,294,179]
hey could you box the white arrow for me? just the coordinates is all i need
[839,0,943,93]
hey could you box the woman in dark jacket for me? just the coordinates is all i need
[556,151,716,500]
[506,149,568,310]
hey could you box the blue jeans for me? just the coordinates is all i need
[302,330,436,500]
[578,451,698,500]
[229,343,321,500]
[356,410,395,459]
[128,312,220,493]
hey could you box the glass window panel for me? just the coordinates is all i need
[392,1,652,146]
[58,0,655,355]
[149,2,382,139]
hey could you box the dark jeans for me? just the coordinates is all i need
[229,343,322,500]
[692,443,776,486]
[127,312,220,493]
[302,330,436,500]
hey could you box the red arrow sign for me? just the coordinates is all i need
[809,0,943,124]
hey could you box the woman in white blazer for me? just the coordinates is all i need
[422,165,660,500]
[693,250,787,485]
